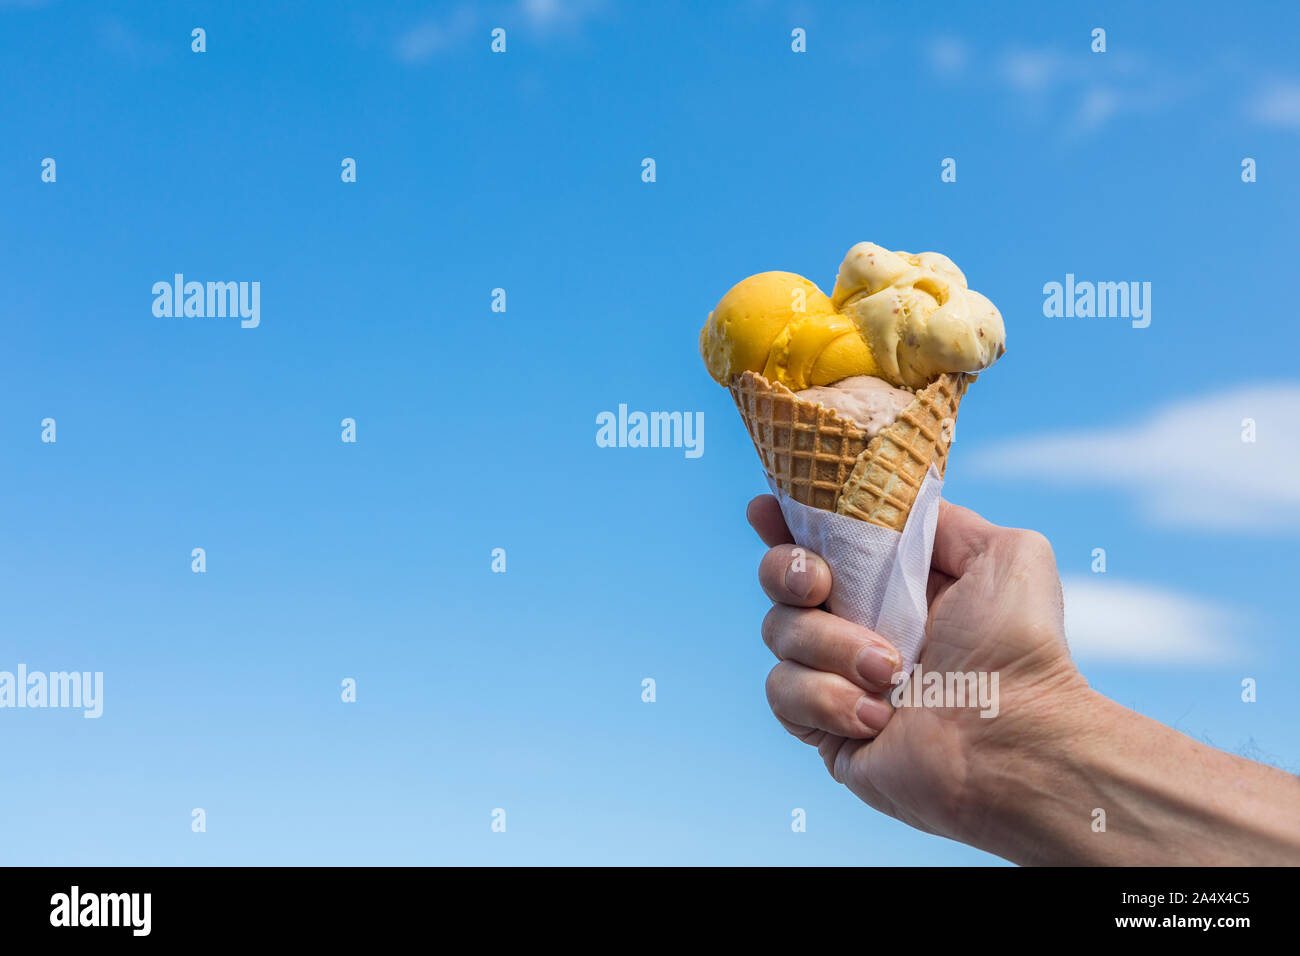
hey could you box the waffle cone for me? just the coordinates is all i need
[729,370,971,531]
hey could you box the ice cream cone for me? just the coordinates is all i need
[729,371,873,512]
[729,370,971,531]
[836,371,970,530]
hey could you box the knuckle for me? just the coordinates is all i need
[1012,528,1055,564]
[804,684,842,729]
[790,722,820,744]
[760,605,781,650]
[757,544,791,586]
[767,606,857,669]
[762,605,812,656]
[764,663,785,705]
[822,737,850,783]
[777,609,818,659]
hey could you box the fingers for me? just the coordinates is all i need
[930,500,1000,579]
[760,602,901,743]
[773,715,830,748]
[766,661,892,739]
[758,544,830,607]
[749,493,907,744]
[762,604,901,691]
[746,495,794,547]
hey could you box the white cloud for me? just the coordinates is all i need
[97,17,167,62]
[924,43,1179,136]
[395,6,477,63]
[1063,78,1180,137]
[520,0,601,30]
[927,37,968,77]
[969,384,1300,532]
[1246,81,1300,127]
[1072,85,1121,132]
[1000,49,1068,92]
[395,1,602,62]
[1061,577,1236,665]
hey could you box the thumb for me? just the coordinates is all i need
[931,500,1000,579]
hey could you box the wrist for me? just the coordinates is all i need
[958,672,1105,865]
[961,676,1300,865]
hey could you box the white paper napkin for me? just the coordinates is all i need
[767,464,943,672]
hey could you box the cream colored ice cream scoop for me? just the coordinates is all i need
[831,242,1005,390]
[795,375,914,436]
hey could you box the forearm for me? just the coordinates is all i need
[969,689,1300,866]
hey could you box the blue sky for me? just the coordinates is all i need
[2,0,1298,865]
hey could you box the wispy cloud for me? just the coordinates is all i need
[1073,86,1121,132]
[395,5,478,63]
[926,36,968,77]
[929,35,1300,138]
[1246,80,1300,128]
[969,384,1300,533]
[999,48,1069,92]
[1069,79,1182,136]
[924,37,1184,137]
[395,0,605,64]
[97,17,169,63]
[1062,576,1237,665]
[1004,48,1183,137]
[519,0,605,33]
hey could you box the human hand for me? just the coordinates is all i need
[748,495,1092,847]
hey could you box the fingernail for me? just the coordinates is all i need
[784,560,813,599]
[856,644,901,688]
[856,694,892,732]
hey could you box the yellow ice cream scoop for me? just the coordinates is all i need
[699,243,1005,391]
[832,242,1005,390]
[699,271,881,391]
